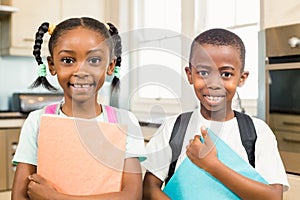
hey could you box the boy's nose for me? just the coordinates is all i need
[205,74,224,89]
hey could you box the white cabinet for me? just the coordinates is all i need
[261,0,300,29]
[1,0,106,56]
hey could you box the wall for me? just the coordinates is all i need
[0,56,60,110]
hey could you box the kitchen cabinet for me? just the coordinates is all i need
[261,0,300,28]
[1,0,106,56]
[0,128,20,191]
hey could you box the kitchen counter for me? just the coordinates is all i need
[0,112,25,128]
[0,191,10,200]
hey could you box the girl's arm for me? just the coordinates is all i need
[11,163,37,200]
[27,157,143,200]
[186,128,283,200]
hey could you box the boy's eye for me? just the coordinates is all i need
[198,70,209,77]
[88,57,102,64]
[61,57,74,64]
[221,72,232,78]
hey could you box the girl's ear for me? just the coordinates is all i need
[185,66,193,84]
[107,59,116,76]
[238,71,249,87]
[47,56,56,75]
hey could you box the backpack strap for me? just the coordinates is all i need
[44,103,60,114]
[234,111,257,168]
[165,111,193,184]
[105,105,118,123]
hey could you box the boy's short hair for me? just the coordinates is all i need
[189,28,246,70]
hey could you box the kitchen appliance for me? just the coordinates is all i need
[0,92,64,191]
[11,92,64,114]
[265,23,300,175]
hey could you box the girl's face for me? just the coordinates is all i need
[47,27,115,104]
[185,44,248,120]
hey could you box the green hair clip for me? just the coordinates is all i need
[38,64,47,77]
[113,66,121,78]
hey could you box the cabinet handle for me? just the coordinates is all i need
[282,121,300,127]
[23,38,34,42]
[283,135,300,143]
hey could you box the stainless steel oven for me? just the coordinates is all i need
[265,23,300,175]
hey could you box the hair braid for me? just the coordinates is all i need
[107,22,122,91]
[30,22,57,91]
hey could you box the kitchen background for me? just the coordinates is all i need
[1,0,300,199]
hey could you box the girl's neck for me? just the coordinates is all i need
[61,100,102,119]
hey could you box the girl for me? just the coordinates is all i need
[12,17,146,200]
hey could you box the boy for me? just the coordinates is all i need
[142,28,289,200]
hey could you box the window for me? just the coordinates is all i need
[129,0,259,114]
[130,0,184,114]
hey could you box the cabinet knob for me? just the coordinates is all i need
[288,36,300,48]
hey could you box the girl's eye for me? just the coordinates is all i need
[221,72,232,78]
[88,57,102,64]
[61,57,74,64]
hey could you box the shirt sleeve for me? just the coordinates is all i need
[253,118,289,191]
[117,109,147,162]
[142,115,178,181]
[12,109,42,166]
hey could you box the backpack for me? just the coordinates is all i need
[165,110,257,184]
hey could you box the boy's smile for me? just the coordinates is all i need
[186,44,248,120]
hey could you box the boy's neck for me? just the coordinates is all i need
[200,108,235,122]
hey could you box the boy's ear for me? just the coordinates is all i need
[107,59,116,76]
[238,71,249,87]
[47,56,56,75]
[185,66,193,84]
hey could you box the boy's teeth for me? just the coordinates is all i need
[207,96,222,101]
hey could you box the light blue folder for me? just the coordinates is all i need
[163,129,268,200]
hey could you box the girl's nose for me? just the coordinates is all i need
[73,63,89,77]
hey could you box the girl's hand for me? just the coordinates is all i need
[186,126,218,171]
[27,173,58,200]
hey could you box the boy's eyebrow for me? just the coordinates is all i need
[219,65,236,71]
[193,64,211,70]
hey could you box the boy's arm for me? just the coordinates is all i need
[27,158,143,200]
[143,171,170,200]
[187,131,283,200]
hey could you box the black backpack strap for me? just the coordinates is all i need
[165,111,193,184]
[234,110,257,168]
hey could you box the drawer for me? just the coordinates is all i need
[274,130,300,153]
[269,113,300,132]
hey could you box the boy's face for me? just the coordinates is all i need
[185,44,248,120]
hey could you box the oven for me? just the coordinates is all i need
[265,23,300,175]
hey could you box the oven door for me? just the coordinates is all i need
[266,62,300,175]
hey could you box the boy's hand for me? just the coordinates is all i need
[27,173,58,200]
[186,126,218,171]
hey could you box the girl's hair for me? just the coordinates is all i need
[31,17,122,91]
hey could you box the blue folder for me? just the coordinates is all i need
[163,129,268,200]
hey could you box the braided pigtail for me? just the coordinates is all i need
[107,22,122,91]
[30,22,57,91]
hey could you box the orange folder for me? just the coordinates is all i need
[37,115,127,195]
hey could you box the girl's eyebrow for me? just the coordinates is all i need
[57,49,105,55]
